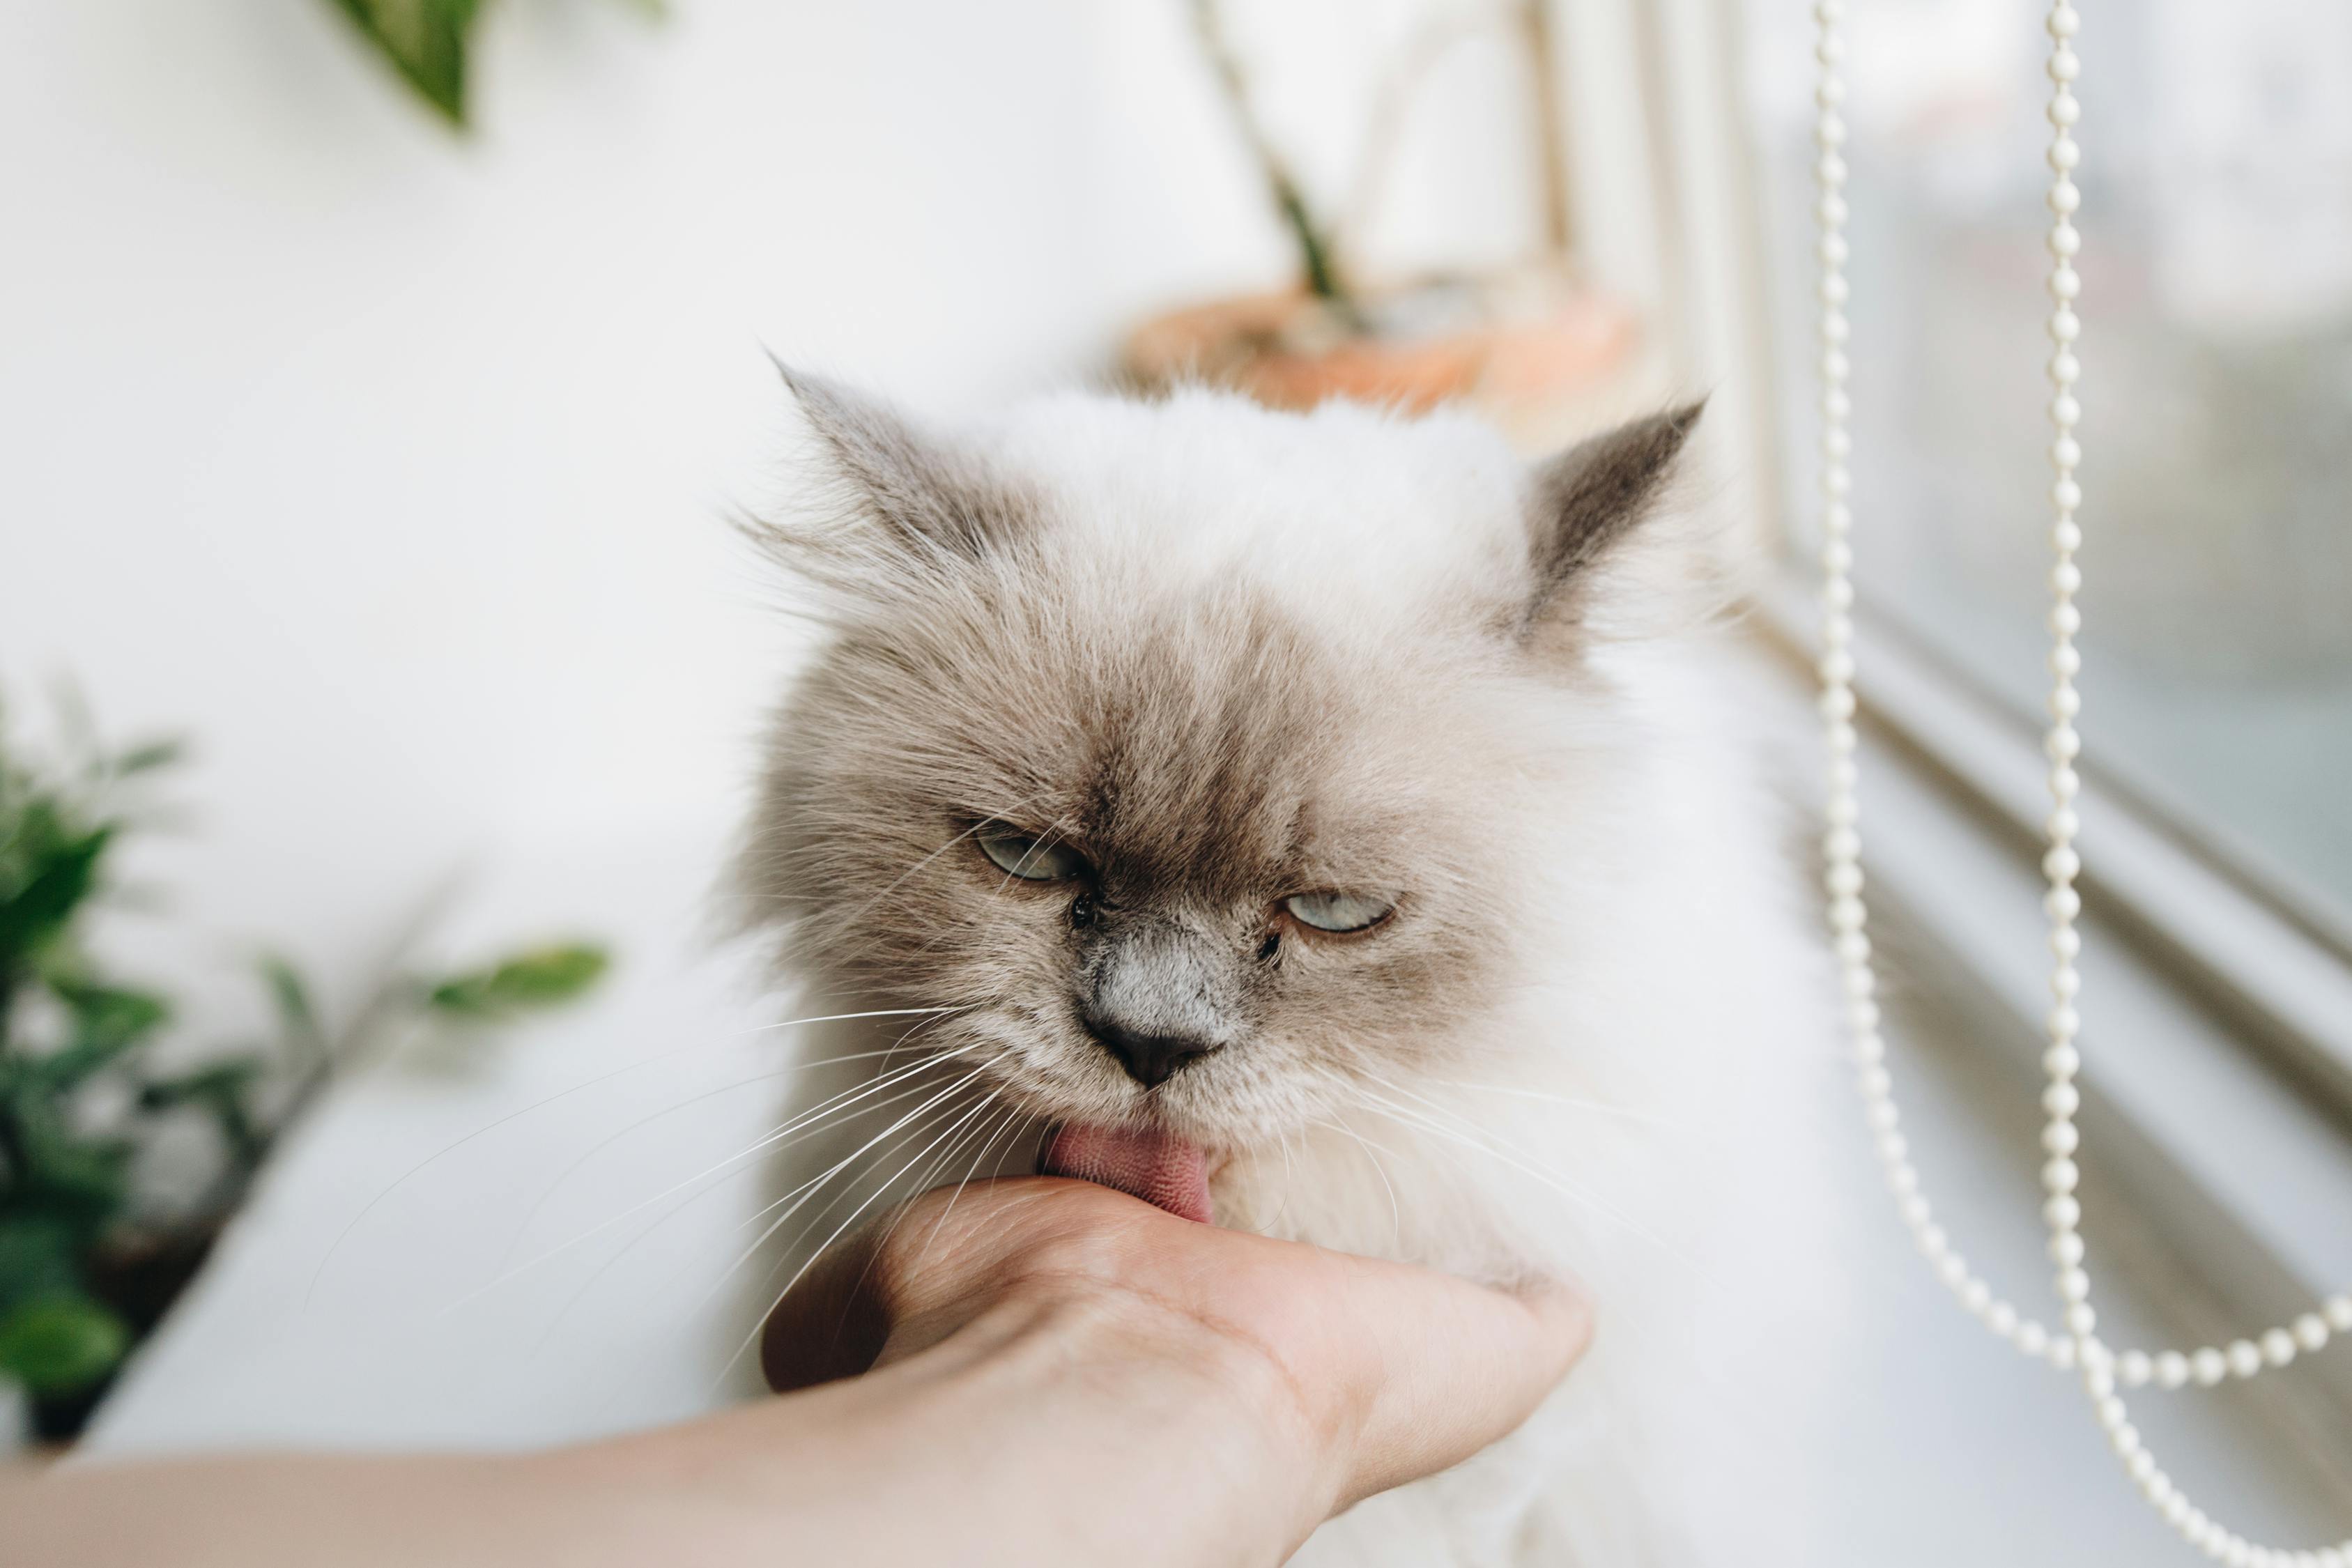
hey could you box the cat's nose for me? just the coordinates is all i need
[1080,1013,1222,1089]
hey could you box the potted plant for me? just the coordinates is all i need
[0,698,610,1444]
[1123,0,1639,443]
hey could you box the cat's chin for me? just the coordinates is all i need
[1036,1122,1215,1223]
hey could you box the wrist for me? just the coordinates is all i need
[562,1276,1328,1568]
[949,1273,1338,1564]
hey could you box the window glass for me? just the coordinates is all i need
[1742,0,2352,925]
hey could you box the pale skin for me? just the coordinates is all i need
[6,1178,1590,1568]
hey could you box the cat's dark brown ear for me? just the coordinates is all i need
[1516,401,1706,645]
[765,360,1036,576]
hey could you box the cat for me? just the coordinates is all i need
[733,369,1837,1565]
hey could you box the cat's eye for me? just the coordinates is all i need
[1282,891,1396,934]
[975,821,1088,882]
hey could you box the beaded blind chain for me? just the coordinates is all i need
[1812,4,2351,1563]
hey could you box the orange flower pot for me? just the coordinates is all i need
[1121,268,1640,446]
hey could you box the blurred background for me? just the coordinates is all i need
[3,1,2349,1560]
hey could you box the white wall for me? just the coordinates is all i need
[0,0,1549,1021]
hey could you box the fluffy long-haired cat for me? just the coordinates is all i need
[735,369,1834,1565]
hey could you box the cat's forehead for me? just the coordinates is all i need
[978,389,1532,622]
[1070,602,1354,893]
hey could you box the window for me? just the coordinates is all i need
[1613,0,2352,1545]
[1739,0,2352,935]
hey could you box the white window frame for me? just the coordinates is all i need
[1547,0,2352,1472]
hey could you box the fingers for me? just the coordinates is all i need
[762,1176,1593,1516]
[1307,1252,1592,1503]
[762,1177,1160,1392]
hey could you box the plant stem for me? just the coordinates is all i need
[1189,0,1364,323]
[1519,0,1576,261]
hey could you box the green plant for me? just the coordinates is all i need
[325,0,662,128]
[1184,0,1575,325]
[0,699,608,1434]
[1189,0,1360,317]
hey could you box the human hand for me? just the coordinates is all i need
[5,1178,1587,1568]
[746,1175,1592,1565]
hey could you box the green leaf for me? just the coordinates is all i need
[325,0,484,126]
[0,818,110,980]
[256,953,325,1065]
[0,1215,83,1315]
[7,1123,135,1236]
[57,983,169,1044]
[106,738,185,778]
[141,1059,272,1171]
[139,1060,266,1114]
[425,941,609,1019]
[34,981,170,1091]
[0,1295,129,1395]
[320,0,661,128]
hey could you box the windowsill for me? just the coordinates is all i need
[1760,577,2352,1128]
[1741,583,2352,1488]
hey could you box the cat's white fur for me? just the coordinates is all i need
[743,383,1838,1565]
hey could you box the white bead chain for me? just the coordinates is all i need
[1815,3,2352,1560]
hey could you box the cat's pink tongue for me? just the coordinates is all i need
[1036,1123,1213,1224]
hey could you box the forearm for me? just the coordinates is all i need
[6,1450,611,1568]
[3,1293,1319,1568]
[601,1289,1326,1568]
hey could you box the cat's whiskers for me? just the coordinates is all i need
[539,1063,997,1364]
[821,791,1054,936]
[1425,1078,1677,1129]
[707,1070,1010,1390]
[519,1061,985,1355]
[888,813,1086,974]
[305,1004,958,1307]
[739,1004,960,1035]
[867,995,979,1079]
[695,1060,999,1313]
[712,1056,994,1252]
[1344,1069,1710,1283]
[825,1096,1027,1335]
[491,1015,971,1275]
[1266,1124,1301,1233]
[1307,1116,1405,1253]
[909,1102,1038,1264]
[438,1029,981,1316]
[1357,1096,1712,1286]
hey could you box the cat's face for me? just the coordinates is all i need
[741,374,1700,1165]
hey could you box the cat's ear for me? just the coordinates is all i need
[751,361,1036,594]
[1514,401,1711,648]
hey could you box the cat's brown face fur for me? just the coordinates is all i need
[739,373,1698,1156]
